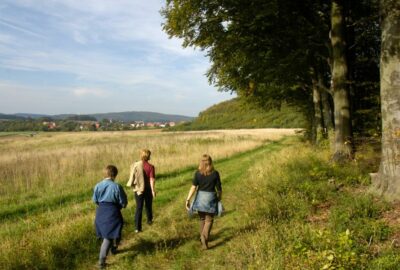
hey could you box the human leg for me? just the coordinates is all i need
[198,212,206,238]
[134,193,145,231]
[201,213,214,248]
[99,238,112,267]
[144,189,153,224]
[198,212,208,249]
[110,238,120,254]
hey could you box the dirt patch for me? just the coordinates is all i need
[307,202,331,225]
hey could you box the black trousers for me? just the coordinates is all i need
[134,189,153,231]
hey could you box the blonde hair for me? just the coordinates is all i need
[140,149,151,161]
[198,154,214,176]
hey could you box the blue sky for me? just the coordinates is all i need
[0,0,234,117]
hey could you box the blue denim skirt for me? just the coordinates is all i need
[95,202,123,239]
[192,191,218,214]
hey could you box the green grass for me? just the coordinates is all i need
[168,98,306,131]
[98,138,399,270]
[0,133,398,269]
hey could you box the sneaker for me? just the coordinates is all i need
[135,229,140,233]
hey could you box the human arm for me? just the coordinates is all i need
[185,185,197,210]
[118,185,128,208]
[216,171,222,201]
[92,185,99,205]
[149,165,156,197]
[126,163,136,187]
[150,178,156,198]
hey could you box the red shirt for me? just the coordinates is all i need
[143,161,155,181]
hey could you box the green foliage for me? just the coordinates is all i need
[368,251,400,270]
[294,229,369,270]
[242,142,397,269]
[329,194,391,244]
[169,98,306,131]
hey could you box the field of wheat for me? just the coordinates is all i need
[0,129,296,269]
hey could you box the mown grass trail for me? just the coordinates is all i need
[0,129,296,270]
[84,136,400,270]
[83,140,289,269]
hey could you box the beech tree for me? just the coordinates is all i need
[372,0,400,199]
[330,0,353,161]
[162,0,380,159]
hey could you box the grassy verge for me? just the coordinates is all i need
[98,138,399,270]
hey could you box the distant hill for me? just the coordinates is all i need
[14,113,50,119]
[169,98,306,131]
[6,111,194,122]
[0,113,26,120]
[91,111,193,122]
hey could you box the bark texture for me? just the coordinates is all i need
[331,0,353,161]
[372,0,400,199]
[312,73,324,144]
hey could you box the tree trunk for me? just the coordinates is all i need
[312,77,323,144]
[371,0,400,200]
[331,0,353,162]
[321,90,334,133]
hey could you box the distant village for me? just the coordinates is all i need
[41,119,178,131]
[0,117,184,132]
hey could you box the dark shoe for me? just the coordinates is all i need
[98,261,107,269]
[147,220,153,225]
[110,246,118,255]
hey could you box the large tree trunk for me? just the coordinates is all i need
[331,0,353,162]
[371,0,400,199]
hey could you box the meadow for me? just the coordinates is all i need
[0,129,296,269]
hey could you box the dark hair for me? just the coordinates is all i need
[105,165,118,178]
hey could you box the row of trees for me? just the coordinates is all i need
[162,0,399,199]
[0,119,133,132]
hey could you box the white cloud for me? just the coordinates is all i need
[72,87,109,98]
[0,1,234,116]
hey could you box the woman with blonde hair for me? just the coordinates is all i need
[185,154,222,250]
[127,149,156,233]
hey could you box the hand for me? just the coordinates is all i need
[152,190,156,198]
[185,200,190,211]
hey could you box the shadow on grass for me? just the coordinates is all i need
[119,235,193,259]
[208,221,262,250]
[0,189,92,221]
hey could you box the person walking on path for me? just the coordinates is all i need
[93,165,128,269]
[186,154,222,250]
[127,149,156,233]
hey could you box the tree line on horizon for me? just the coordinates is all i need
[162,0,400,199]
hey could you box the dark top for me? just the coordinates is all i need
[143,161,155,189]
[192,170,222,192]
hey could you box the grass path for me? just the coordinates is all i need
[84,140,288,269]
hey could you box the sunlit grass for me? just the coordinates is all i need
[0,129,295,269]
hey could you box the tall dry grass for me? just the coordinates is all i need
[0,129,296,269]
[0,129,295,197]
